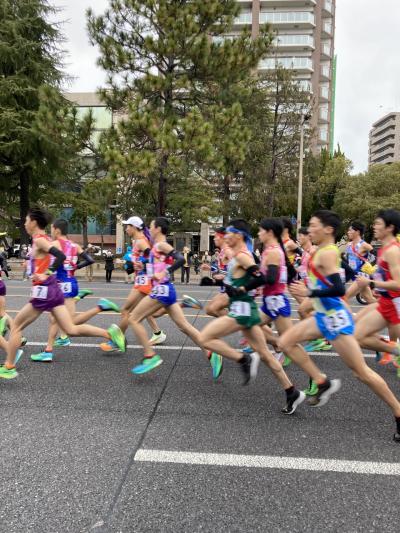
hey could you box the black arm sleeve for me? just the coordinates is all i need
[48,247,66,272]
[265,264,279,285]
[166,250,185,273]
[341,257,356,282]
[243,265,268,292]
[309,273,345,298]
[76,251,95,270]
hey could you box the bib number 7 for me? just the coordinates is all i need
[31,285,49,300]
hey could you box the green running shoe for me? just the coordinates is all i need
[107,324,126,352]
[31,350,53,363]
[304,378,319,396]
[75,288,94,301]
[15,349,23,365]
[98,298,120,313]
[54,336,71,347]
[209,352,223,380]
[320,341,333,351]
[131,355,163,375]
[0,315,8,337]
[181,294,203,310]
[0,365,18,379]
[304,339,326,352]
[282,355,292,368]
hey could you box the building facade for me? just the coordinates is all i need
[230,0,337,153]
[369,112,400,166]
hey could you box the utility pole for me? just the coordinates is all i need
[296,113,311,236]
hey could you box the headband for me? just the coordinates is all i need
[225,226,253,253]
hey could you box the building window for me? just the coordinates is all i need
[319,126,328,142]
[260,12,315,25]
[260,57,313,70]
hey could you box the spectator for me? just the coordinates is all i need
[104,250,115,283]
[181,246,192,284]
[0,247,10,279]
[122,246,134,283]
[202,250,211,264]
[20,244,29,281]
[85,244,94,281]
[193,254,200,275]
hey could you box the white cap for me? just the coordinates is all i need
[121,216,144,228]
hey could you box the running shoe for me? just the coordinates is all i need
[308,379,342,407]
[282,355,291,367]
[31,350,53,363]
[131,355,163,374]
[303,378,319,396]
[107,324,126,352]
[394,433,400,443]
[20,336,28,347]
[75,289,94,301]
[54,336,71,347]
[0,365,18,379]
[100,340,119,353]
[209,352,223,380]
[98,299,121,313]
[0,316,7,337]
[181,294,203,310]
[304,339,327,352]
[282,390,306,415]
[378,352,393,366]
[239,352,260,385]
[150,331,167,345]
[15,349,23,365]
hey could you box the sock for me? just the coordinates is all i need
[144,354,155,359]
[316,377,330,387]
[60,335,68,340]
[285,386,295,398]
[153,331,161,336]
[239,354,250,365]
[5,362,15,370]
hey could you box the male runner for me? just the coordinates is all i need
[128,217,222,377]
[355,209,400,377]
[199,219,305,415]
[279,210,400,441]
[100,216,166,352]
[31,218,120,362]
[205,227,230,317]
[0,208,126,379]
[345,221,375,304]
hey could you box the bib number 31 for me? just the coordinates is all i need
[230,301,251,317]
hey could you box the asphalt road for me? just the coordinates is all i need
[0,279,399,533]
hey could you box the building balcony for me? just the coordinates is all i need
[321,20,333,37]
[318,106,329,123]
[259,56,314,72]
[260,11,315,28]
[297,79,313,93]
[273,34,315,50]
[371,132,396,147]
[260,0,316,6]
[321,42,332,59]
[322,0,334,17]
[233,12,252,27]
[320,64,331,80]
[371,121,396,139]
[319,85,330,102]
[370,143,396,158]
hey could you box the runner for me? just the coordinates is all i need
[199,219,305,415]
[355,209,400,378]
[281,217,299,265]
[0,207,126,380]
[128,217,222,377]
[279,210,400,441]
[100,216,167,353]
[344,221,376,304]
[30,218,120,362]
[205,227,230,318]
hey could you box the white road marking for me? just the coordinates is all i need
[134,449,400,476]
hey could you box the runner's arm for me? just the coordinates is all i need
[308,249,345,298]
[373,247,400,291]
[76,250,95,270]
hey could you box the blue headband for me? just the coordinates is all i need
[225,226,253,253]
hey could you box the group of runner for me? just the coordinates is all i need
[1,206,400,442]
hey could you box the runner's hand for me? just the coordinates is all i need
[356,274,370,288]
[134,261,144,271]
[153,271,167,282]
[32,273,49,282]
[289,280,308,297]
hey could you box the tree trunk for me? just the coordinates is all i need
[19,169,30,244]
[222,175,231,227]
[82,218,88,248]
[157,153,168,216]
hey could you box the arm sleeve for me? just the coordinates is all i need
[265,264,279,285]
[166,250,185,273]
[243,265,267,292]
[48,247,66,272]
[76,251,95,270]
[309,273,345,298]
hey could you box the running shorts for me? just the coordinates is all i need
[377,296,400,325]
[228,298,261,329]
[30,275,65,312]
[0,279,6,296]
[57,277,79,299]
[150,282,177,307]
[314,308,354,341]
[261,294,291,320]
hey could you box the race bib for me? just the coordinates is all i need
[265,295,285,313]
[135,275,149,286]
[279,267,288,284]
[322,309,351,333]
[230,301,251,317]
[393,298,400,318]
[60,282,72,294]
[349,259,357,270]
[152,284,170,297]
[31,285,48,300]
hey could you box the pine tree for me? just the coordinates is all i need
[87,0,272,218]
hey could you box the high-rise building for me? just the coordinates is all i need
[230,0,336,153]
[369,112,400,166]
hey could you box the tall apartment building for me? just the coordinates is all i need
[369,112,400,166]
[231,0,337,153]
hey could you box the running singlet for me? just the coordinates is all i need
[298,248,311,284]
[30,234,54,285]
[148,243,176,307]
[226,249,261,329]
[308,244,354,341]
[374,241,400,324]
[346,240,368,273]
[260,245,290,320]
[55,238,79,298]
[132,237,153,294]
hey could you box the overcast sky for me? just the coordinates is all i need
[53,0,400,174]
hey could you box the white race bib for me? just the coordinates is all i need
[349,259,357,270]
[279,267,288,284]
[31,285,48,300]
[230,301,251,317]
[152,284,170,297]
[60,282,72,294]
[322,309,351,333]
[135,275,149,286]
[265,295,285,313]
[393,297,400,318]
